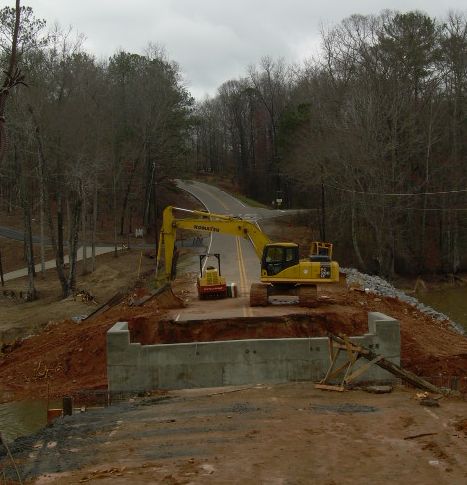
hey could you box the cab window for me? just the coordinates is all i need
[262,246,299,276]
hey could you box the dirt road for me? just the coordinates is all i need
[3,383,466,484]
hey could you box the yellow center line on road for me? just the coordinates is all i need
[190,185,230,211]
[190,184,252,316]
[236,237,253,317]
[235,237,247,317]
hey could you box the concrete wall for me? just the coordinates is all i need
[107,312,400,392]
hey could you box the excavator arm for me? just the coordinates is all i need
[156,206,271,280]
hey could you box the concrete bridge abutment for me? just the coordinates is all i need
[107,312,400,392]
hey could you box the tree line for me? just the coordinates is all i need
[0,3,193,298]
[193,10,467,277]
[1,5,466,299]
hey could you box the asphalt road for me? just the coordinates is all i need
[0,225,43,243]
[176,180,262,303]
[173,180,299,319]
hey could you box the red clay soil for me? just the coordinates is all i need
[1,284,466,403]
[0,290,169,403]
[129,289,467,378]
[342,290,467,378]
[128,312,368,345]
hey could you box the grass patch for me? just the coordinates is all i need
[193,174,270,209]
[233,193,269,208]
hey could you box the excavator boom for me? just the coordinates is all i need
[156,206,271,279]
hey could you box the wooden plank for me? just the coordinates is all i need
[136,283,170,306]
[325,360,353,381]
[345,356,383,383]
[404,432,438,440]
[82,291,124,321]
[340,361,355,387]
[321,348,341,383]
[343,336,358,363]
[374,357,447,395]
[327,337,334,365]
[328,333,448,395]
[314,384,345,392]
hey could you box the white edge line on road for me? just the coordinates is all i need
[175,313,180,322]
[223,189,246,208]
[181,178,247,209]
[195,191,214,272]
[204,232,213,271]
[177,182,213,273]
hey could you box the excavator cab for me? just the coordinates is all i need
[261,243,299,276]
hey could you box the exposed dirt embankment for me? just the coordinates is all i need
[1,275,466,402]
[0,287,184,403]
[128,312,367,345]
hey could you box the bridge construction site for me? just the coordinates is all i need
[0,180,466,484]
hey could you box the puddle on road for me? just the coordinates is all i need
[309,403,378,414]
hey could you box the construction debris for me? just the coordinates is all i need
[363,385,393,394]
[81,291,124,321]
[419,398,440,407]
[315,334,384,392]
[403,432,438,440]
[316,333,449,395]
[73,289,98,305]
[1,289,34,301]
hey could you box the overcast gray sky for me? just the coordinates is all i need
[21,1,467,98]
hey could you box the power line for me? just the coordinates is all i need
[324,183,467,197]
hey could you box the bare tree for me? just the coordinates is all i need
[0,0,25,164]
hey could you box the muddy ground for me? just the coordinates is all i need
[2,383,466,484]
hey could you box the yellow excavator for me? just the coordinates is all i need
[156,206,339,307]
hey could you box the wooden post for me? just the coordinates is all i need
[137,251,143,279]
[63,396,73,416]
[40,190,45,276]
[91,182,97,272]
[82,190,87,275]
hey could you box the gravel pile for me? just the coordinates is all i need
[341,267,465,336]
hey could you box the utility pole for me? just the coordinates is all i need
[154,162,161,255]
[320,165,326,241]
[0,249,4,286]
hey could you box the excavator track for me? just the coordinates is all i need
[298,285,318,307]
[250,283,269,306]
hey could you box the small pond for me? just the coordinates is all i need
[0,399,57,443]
[416,286,467,332]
